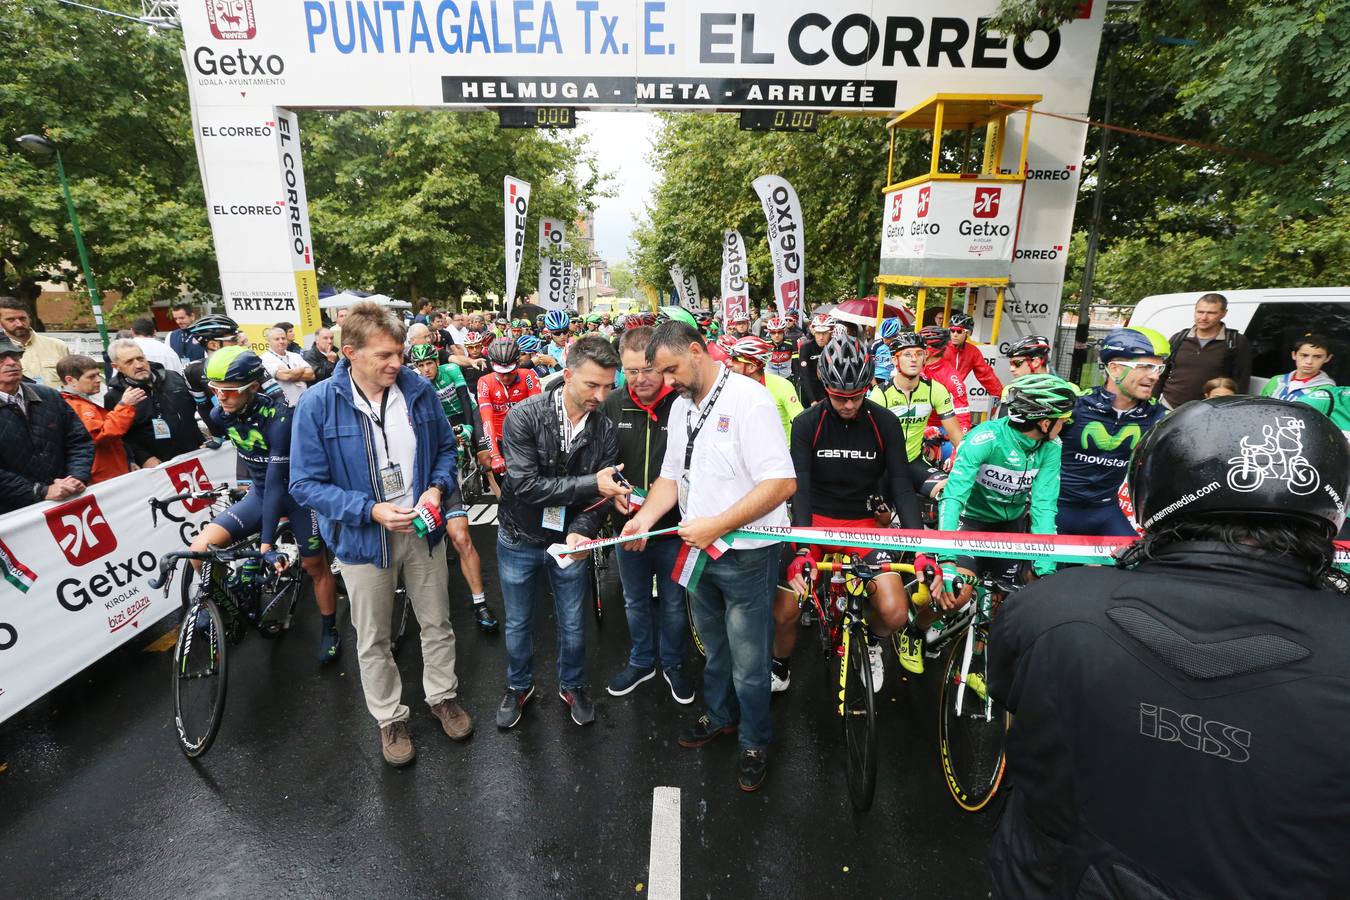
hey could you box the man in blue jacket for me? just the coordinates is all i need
[290,302,474,767]
[1057,327,1170,537]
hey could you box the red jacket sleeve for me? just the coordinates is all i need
[966,344,1004,397]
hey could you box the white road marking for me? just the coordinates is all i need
[647,786,681,899]
[467,503,498,525]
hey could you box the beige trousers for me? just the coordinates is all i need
[339,531,459,727]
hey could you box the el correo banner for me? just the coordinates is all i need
[880,180,1024,280]
[178,2,1103,115]
[720,229,749,326]
[0,446,239,725]
[503,175,531,318]
[670,264,700,309]
[537,218,572,311]
[753,174,804,319]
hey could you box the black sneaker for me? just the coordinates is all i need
[559,687,596,725]
[606,665,656,697]
[317,626,342,665]
[496,685,534,729]
[678,713,736,748]
[474,603,499,634]
[663,667,695,705]
[737,749,768,792]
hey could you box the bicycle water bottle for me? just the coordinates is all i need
[831,570,847,613]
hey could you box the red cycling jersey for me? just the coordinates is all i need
[923,356,972,432]
[477,370,542,457]
[943,341,1004,398]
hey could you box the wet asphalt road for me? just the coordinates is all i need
[0,520,994,899]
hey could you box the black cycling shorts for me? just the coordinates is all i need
[211,491,323,558]
[953,516,1026,586]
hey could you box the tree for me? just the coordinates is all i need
[608,260,636,296]
[300,110,602,309]
[0,0,216,320]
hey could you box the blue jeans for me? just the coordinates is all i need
[1057,500,1137,537]
[615,538,687,672]
[498,532,590,691]
[689,544,779,752]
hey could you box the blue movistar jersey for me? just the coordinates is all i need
[209,392,295,546]
[1057,386,1166,505]
[872,340,894,383]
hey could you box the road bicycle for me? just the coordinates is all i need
[455,427,493,505]
[148,487,308,758]
[806,557,926,812]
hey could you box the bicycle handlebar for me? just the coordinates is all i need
[812,561,913,574]
[147,546,268,592]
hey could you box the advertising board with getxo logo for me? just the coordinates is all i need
[0,447,238,725]
[880,181,1024,281]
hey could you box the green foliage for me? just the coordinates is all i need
[607,260,636,296]
[300,111,602,306]
[0,0,216,314]
[632,114,913,308]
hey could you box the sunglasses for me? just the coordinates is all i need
[1114,360,1167,375]
[949,327,969,335]
[1010,357,1031,367]
[208,383,250,396]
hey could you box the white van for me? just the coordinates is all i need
[1128,288,1350,392]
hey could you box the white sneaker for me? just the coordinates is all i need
[867,640,885,693]
[771,667,790,693]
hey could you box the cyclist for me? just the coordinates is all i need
[408,345,500,633]
[795,314,835,407]
[989,396,1350,898]
[727,310,752,339]
[656,305,699,330]
[1005,333,1053,378]
[452,331,489,397]
[919,325,972,432]
[931,375,1078,671]
[1057,327,1169,537]
[1298,383,1350,445]
[776,337,928,693]
[539,310,572,370]
[182,314,242,427]
[516,334,552,378]
[871,317,902,386]
[726,336,804,440]
[943,312,1003,399]
[477,337,542,482]
[190,347,341,662]
[870,329,964,494]
[510,319,526,340]
[763,317,795,383]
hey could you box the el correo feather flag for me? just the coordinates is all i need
[503,176,531,318]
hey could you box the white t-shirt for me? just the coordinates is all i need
[135,336,184,375]
[660,369,794,550]
[353,382,418,506]
[261,349,310,407]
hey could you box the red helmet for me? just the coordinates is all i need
[765,317,786,332]
[918,325,950,352]
[463,331,485,346]
[729,336,772,366]
[810,313,837,333]
[707,340,731,364]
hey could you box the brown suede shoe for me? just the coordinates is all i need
[380,720,416,767]
[430,699,475,741]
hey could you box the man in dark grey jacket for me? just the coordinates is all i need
[495,335,631,730]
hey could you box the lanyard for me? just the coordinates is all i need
[683,367,730,472]
[353,382,393,457]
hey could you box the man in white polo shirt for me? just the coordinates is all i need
[621,320,796,793]
[262,324,315,407]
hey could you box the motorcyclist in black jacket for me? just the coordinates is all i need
[988,396,1350,899]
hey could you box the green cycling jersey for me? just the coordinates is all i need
[937,417,1062,575]
[1297,385,1350,444]
[430,363,472,418]
[765,372,804,439]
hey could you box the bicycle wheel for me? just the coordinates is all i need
[841,623,878,812]
[937,624,1010,812]
[390,580,412,656]
[258,533,306,639]
[172,595,228,758]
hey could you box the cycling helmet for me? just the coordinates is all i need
[918,325,950,353]
[879,318,902,340]
[486,337,521,371]
[612,314,628,332]
[1002,374,1081,424]
[516,335,544,354]
[187,314,240,343]
[765,317,786,333]
[544,309,571,332]
[810,313,836,333]
[495,317,508,326]
[628,311,656,328]
[511,318,526,328]
[463,331,486,347]
[586,313,602,325]
[1006,334,1051,360]
[656,306,699,329]
[1098,326,1171,364]
[948,312,975,331]
[891,330,924,351]
[817,337,873,395]
[204,346,266,385]
[708,335,733,364]
[408,343,440,363]
[729,310,752,324]
[1128,396,1349,537]
[729,336,773,366]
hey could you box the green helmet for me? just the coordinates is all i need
[1003,374,1081,424]
[409,343,439,363]
[656,306,698,329]
[586,313,602,324]
[205,346,265,385]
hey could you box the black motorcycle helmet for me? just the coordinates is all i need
[1128,396,1350,538]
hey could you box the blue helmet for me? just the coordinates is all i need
[544,310,571,332]
[516,335,544,354]
[879,318,901,340]
[1098,327,1171,364]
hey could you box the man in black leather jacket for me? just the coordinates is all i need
[989,397,1350,899]
[103,339,202,467]
[494,335,631,730]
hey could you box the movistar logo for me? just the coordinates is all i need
[228,426,269,452]
[1081,422,1143,452]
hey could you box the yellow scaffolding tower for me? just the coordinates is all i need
[875,94,1039,345]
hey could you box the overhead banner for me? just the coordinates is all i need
[503,176,531,318]
[752,174,805,319]
[669,264,700,309]
[537,218,573,311]
[880,180,1025,280]
[0,446,238,725]
[720,229,750,325]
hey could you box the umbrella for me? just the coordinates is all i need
[317,290,368,309]
[827,296,916,329]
